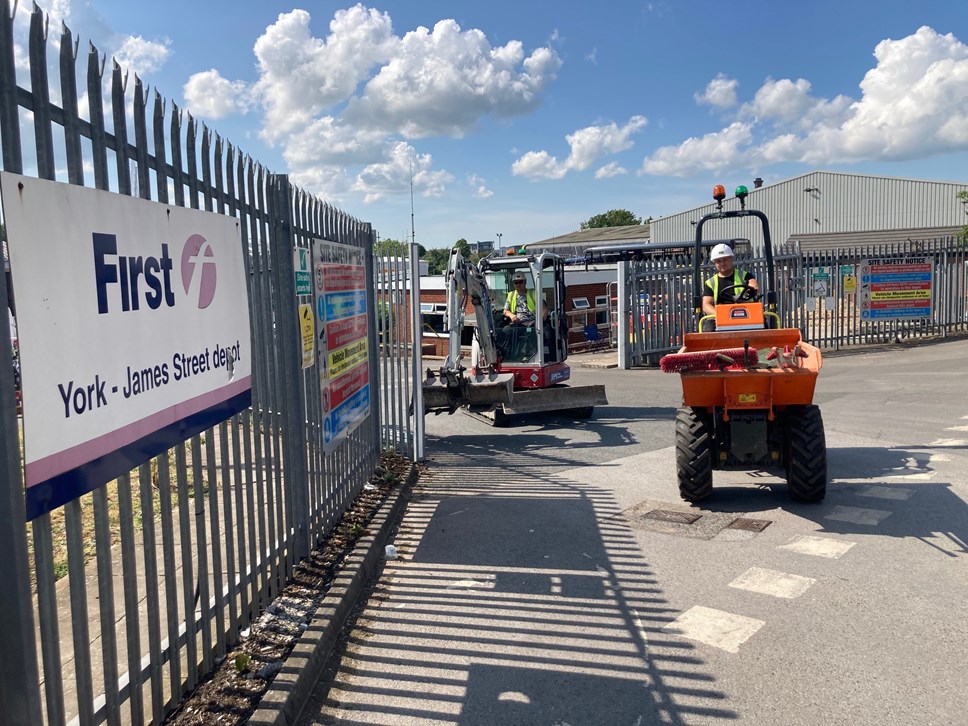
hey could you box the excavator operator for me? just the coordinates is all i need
[504,271,540,326]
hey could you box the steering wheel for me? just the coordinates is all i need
[719,283,759,303]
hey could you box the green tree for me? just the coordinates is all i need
[580,209,643,230]
[374,237,407,256]
[423,247,451,275]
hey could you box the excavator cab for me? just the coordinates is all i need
[484,254,567,367]
[476,253,571,389]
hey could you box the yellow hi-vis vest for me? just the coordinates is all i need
[706,269,747,304]
[507,289,536,313]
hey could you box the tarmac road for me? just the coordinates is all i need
[302,337,968,725]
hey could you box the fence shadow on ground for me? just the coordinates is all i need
[308,445,740,725]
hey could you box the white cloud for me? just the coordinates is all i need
[114,35,170,78]
[243,7,559,201]
[510,150,565,180]
[695,74,738,109]
[183,70,251,120]
[468,174,493,198]
[744,78,814,123]
[512,115,647,180]
[802,26,968,162]
[283,117,388,168]
[351,142,454,203]
[253,7,397,143]
[642,122,753,176]
[343,20,561,138]
[595,162,627,179]
[644,26,968,176]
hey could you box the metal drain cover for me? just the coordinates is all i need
[643,509,702,524]
[727,517,772,532]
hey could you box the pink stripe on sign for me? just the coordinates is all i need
[24,376,251,487]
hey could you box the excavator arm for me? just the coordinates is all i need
[443,248,501,372]
[422,248,514,414]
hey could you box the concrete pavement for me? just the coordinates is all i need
[293,337,968,725]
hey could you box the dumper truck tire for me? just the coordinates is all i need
[785,405,827,502]
[676,407,713,502]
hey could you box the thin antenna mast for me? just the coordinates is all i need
[409,145,416,248]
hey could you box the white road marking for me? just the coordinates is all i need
[880,470,936,481]
[778,535,856,559]
[946,425,968,432]
[825,505,892,526]
[663,606,765,654]
[857,485,914,500]
[728,567,816,599]
[928,438,968,447]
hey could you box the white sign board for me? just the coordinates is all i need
[1,173,252,520]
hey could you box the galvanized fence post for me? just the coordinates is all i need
[617,259,630,369]
[409,243,424,461]
[268,174,310,562]
[0,347,41,726]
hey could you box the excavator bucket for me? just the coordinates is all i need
[502,384,608,416]
[423,370,515,414]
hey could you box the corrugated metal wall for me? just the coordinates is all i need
[652,172,968,251]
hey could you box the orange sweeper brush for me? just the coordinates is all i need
[659,347,759,373]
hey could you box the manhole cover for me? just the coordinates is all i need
[643,509,702,525]
[727,517,772,533]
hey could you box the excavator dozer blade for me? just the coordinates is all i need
[503,384,608,416]
[423,371,515,414]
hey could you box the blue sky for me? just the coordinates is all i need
[9,1,968,248]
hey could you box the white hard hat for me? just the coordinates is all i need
[710,243,734,261]
[512,271,527,282]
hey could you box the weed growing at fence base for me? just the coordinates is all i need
[163,449,415,726]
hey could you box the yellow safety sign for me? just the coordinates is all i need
[299,304,315,369]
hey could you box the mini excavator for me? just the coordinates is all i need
[423,248,607,425]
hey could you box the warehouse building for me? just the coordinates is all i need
[523,171,967,256]
[650,171,968,252]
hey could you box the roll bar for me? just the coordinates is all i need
[691,200,777,320]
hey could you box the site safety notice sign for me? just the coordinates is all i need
[312,239,370,454]
[859,257,933,321]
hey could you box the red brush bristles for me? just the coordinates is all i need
[659,347,759,373]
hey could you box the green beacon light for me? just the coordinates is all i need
[735,184,749,209]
